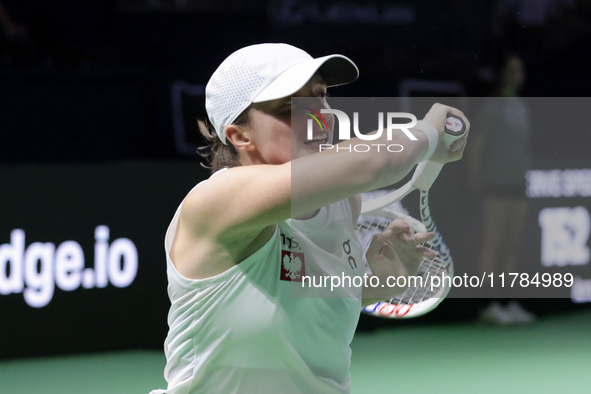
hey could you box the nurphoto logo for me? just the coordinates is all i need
[304,108,418,152]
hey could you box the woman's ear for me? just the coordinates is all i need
[225,125,256,152]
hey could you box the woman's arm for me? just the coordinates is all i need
[178,104,468,278]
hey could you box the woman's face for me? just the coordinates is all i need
[244,73,333,164]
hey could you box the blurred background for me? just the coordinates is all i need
[1,0,591,393]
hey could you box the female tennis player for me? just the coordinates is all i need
[151,43,469,394]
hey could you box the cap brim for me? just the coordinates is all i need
[252,54,359,103]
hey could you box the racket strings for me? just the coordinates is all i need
[389,242,445,305]
[356,216,448,306]
[392,244,445,305]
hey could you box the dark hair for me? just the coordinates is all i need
[197,107,252,173]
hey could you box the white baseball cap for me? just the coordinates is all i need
[205,43,359,144]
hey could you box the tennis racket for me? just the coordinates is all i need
[358,114,466,319]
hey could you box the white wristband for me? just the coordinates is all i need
[413,120,439,162]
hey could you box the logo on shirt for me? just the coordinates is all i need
[280,250,306,282]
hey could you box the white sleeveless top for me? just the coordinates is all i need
[150,175,364,394]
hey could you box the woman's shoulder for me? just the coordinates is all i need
[180,163,291,240]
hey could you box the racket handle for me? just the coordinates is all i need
[411,114,465,190]
[442,114,466,149]
[411,160,444,191]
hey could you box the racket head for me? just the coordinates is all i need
[358,190,453,319]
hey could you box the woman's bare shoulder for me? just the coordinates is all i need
[180,164,291,239]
